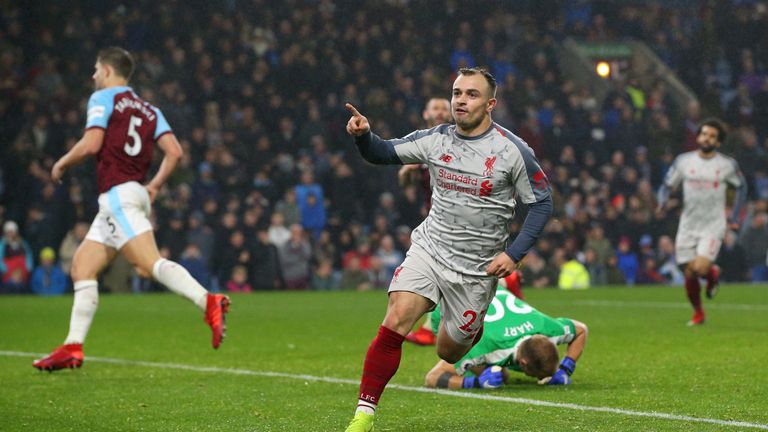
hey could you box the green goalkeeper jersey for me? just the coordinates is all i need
[431,286,576,374]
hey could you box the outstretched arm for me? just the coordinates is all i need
[51,129,105,182]
[425,360,464,389]
[565,320,588,361]
[145,133,183,202]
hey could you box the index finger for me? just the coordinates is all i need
[345,103,361,117]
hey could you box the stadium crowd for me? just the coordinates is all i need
[2,0,768,294]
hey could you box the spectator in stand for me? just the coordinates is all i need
[739,211,768,282]
[179,244,211,289]
[226,265,253,293]
[340,255,371,291]
[295,170,326,238]
[718,230,747,282]
[251,229,283,290]
[58,221,89,277]
[0,221,33,292]
[312,259,338,291]
[615,236,639,285]
[31,247,67,296]
[278,224,312,290]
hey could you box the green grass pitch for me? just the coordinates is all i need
[1,285,767,431]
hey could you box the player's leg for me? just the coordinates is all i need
[120,231,230,348]
[33,239,116,371]
[346,257,437,432]
[435,276,496,363]
[404,310,436,346]
[677,232,705,325]
[692,236,722,299]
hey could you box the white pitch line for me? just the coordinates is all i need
[549,299,768,311]
[3,350,767,430]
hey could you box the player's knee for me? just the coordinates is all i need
[70,262,95,281]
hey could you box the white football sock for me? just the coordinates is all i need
[355,400,376,416]
[64,280,99,345]
[152,258,208,310]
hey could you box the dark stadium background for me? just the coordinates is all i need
[2,0,768,295]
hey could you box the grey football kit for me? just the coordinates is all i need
[658,151,746,264]
[354,122,552,344]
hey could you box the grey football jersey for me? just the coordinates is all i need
[392,123,551,276]
[663,151,744,236]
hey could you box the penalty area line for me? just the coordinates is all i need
[3,350,767,430]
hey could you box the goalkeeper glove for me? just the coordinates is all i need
[463,365,504,389]
[546,356,576,386]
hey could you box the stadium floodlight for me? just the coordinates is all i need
[596,61,611,78]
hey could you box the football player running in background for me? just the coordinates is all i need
[34,47,230,371]
[424,284,588,390]
[344,67,553,431]
[656,118,746,326]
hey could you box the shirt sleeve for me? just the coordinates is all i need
[663,155,685,189]
[507,138,552,205]
[154,107,173,140]
[392,127,442,164]
[548,318,577,345]
[85,90,114,130]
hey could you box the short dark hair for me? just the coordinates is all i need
[458,67,497,98]
[97,47,134,81]
[518,335,559,379]
[697,118,727,143]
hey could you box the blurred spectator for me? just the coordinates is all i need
[311,259,338,291]
[251,229,283,290]
[1,221,33,292]
[267,212,291,248]
[375,234,404,285]
[521,250,557,288]
[637,257,665,285]
[341,255,371,291]
[367,256,389,290]
[226,265,253,293]
[179,244,211,289]
[278,224,311,290]
[656,235,684,284]
[739,211,768,282]
[275,188,301,227]
[295,171,326,238]
[30,247,67,295]
[58,221,89,276]
[584,248,606,286]
[558,256,590,290]
[718,230,747,282]
[615,236,639,285]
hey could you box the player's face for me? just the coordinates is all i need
[92,61,107,90]
[697,125,721,153]
[423,99,451,128]
[451,74,496,132]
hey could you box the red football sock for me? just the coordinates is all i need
[684,276,703,312]
[358,326,405,408]
[706,266,719,286]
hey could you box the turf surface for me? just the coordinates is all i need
[1,285,767,431]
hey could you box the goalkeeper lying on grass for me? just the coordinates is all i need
[425,285,587,389]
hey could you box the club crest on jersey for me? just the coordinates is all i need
[392,266,404,283]
[483,156,497,177]
[439,154,453,164]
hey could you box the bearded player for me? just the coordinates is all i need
[425,284,588,390]
[33,47,230,371]
[344,67,552,431]
[657,118,746,326]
